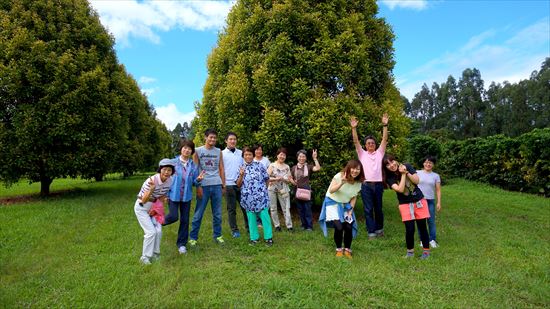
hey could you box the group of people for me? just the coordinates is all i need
[133,114,442,264]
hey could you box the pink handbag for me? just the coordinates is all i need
[295,188,311,201]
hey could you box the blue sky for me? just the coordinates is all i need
[90,0,550,130]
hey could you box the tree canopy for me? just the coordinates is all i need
[0,0,170,195]
[194,0,409,191]
[406,58,550,139]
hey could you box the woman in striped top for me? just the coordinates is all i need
[134,158,175,265]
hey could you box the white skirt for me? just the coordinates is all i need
[325,204,340,221]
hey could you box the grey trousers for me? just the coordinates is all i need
[225,185,248,232]
[268,190,292,228]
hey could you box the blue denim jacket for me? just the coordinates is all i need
[168,156,200,202]
[318,196,358,238]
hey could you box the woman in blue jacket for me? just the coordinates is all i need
[164,140,204,254]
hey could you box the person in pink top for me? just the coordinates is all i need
[350,113,389,239]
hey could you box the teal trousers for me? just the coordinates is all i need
[247,208,273,241]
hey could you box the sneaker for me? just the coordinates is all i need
[151,253,161,262]
[405,251,414,258]
[344,249,353,259]
[368,233,377,240]
[265,239,273,247]
[249,240,258,246]
[419,241,423,247]
[305,228,313,232]
[232,231,241,238]
[429,240,439,248]
[420,251,430,260]
[335,249,344,257]
[275,226,282,232]
[140,256,151,265]
[178,246,187,254]
[375,230,384,237]
[215,236,225,245]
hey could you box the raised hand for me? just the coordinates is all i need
[382,113,389,125]
[312,149,318,160]
[350,116,358,128]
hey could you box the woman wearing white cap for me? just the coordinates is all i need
[134,158,175,265]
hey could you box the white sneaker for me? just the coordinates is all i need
[178,246,187,254]
[429,240,439,248]
[140,256,151,265]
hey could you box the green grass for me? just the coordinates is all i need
[1,177,549,308]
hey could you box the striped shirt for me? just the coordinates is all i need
[137,174,173,201]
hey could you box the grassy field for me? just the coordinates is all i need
[1,176,549,308]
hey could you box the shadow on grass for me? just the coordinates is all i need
[0,175,144,206]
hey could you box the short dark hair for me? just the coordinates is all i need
[276,147,287,156]
[242,146,254,156]
[364,135,377,146]
[204,128,217,137]
[252,144,263,153]
[341,159,365,183]
[423,155,437,164]
[179,139,195,155]
[225,131,237,141]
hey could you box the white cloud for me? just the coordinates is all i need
[139,76,157,84]
[90,0,236,46]
[396,17,550,100]
[155,103,196,130]
[380,0,428,10]
[141,87,159,97]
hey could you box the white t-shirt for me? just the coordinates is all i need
[417,170,440,199]
[254,156,270,170]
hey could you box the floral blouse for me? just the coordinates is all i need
[240,161,270,212]
[268,162,291,193]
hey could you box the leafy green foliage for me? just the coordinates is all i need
[194,0,409,194]
[407,135,442,167]
[0,0,170,194]
[439,128,550,196]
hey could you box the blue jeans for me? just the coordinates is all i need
[190,185,223,240]
[296,199,313,229]
[418,199,436,241]
[164,200,191,247]
[360,182,384,235]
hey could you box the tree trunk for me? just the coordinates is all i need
[40,176,53,196]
